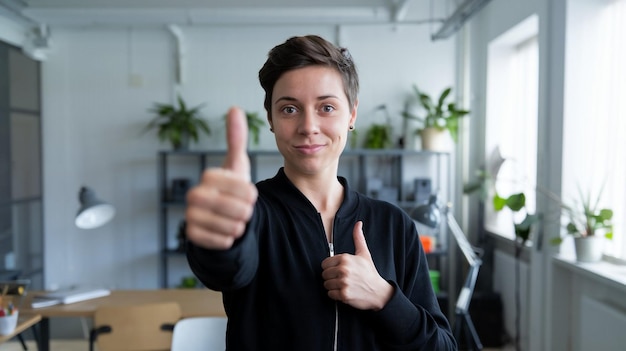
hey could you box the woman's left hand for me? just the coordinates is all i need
[321,221,394,311]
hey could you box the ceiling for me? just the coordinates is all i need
[1,0,448,28]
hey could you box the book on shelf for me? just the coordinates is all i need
[30,287,111,308]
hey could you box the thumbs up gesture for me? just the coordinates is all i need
[321,221,394,311]
[185,107,258,250]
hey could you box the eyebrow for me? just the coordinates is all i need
[273,95,341,105]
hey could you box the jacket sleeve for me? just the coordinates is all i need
[186,211,260,291]
[368,216,458,350]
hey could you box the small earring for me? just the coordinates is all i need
[349,125,355,131]
[269,127,274,132]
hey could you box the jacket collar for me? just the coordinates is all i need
[262,167,360,218]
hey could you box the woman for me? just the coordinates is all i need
[185,35,456,350]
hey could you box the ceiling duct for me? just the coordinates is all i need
[0,0,35,24]
[431,0,492,41]
[22,24,51,61]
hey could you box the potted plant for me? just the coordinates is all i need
[492,191,538,351]
[468,162,614,263]
[222,110,266,147]
[245,111,266,147]
[145,95,211,150]
[363,105,393,149]
[551,184,613,262]
[401,85,469,151]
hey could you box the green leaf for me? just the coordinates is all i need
[506,193,526,212]
[550,237,564,245]
[419,93,433,112]
[599,208,613,221]
[463,181,483,194]
[566,222,579,234]
[493,193,507,211]
[437,87,452,111]
[515,214,539,244]
[514,224,531,243]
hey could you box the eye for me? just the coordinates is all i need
[321,105,335,113]
[280,105,298,115]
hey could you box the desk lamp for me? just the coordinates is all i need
[410,194,483,351]
[75,187,116,229]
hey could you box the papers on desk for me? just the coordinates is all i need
[31,287,111,308]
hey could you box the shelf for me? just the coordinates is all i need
[158,148,450,156]
[157,149,452,288]
[426,248,449,257]
[161,200,186,208]
[163,249,186,256]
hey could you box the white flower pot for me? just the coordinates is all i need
[420,127,453,152]
[0,311,18,336]
[574,236,604,263]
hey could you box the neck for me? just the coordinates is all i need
[284,169,344,213]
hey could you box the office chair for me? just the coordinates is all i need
[89,301,181,351]
[171,316,227,351]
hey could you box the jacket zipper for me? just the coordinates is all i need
[329,234,338,351]
[320,212,339,351]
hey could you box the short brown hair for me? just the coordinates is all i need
[258,35,359,119]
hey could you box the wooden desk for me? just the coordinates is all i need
[20,289,224,351]
[0,313,41,344]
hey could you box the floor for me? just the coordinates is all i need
[0,340,89,351]
[0,339,517,351]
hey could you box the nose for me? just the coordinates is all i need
[297,109,320,135]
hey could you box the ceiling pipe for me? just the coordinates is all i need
[431,0,492,41]
[391,0,412,23]
[0,0,37,25]
[167,24,185,91]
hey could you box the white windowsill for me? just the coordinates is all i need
[553,255,626,294]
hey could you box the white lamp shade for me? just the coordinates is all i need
[75,187,116,229]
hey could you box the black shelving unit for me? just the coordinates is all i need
[157,149,451,288]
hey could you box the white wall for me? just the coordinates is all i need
[552,257,626,351]
[41,24,456,290]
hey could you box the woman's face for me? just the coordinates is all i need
[269,65,357,178]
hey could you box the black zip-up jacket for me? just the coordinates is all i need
[187,168,457,350]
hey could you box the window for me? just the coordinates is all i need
[563,0,626,259]
[484,15,539,239]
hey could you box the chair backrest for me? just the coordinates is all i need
[93,301,182,351]
[171,316,227,351]
[0,279,30,309]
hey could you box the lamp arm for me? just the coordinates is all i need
[446,212,481,267]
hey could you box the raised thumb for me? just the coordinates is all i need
[222,106,251,181]
[353,221,372,259]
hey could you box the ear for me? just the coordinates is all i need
[349,98,359,127]
[267,113,273,131]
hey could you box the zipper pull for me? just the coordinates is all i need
[329,242,335,257]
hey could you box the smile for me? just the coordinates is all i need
[294,144,325,154]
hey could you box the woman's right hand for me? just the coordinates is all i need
[185,107,258,250]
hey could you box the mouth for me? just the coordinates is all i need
[294,144,325,155]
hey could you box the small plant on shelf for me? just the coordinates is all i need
[245,111,266,146]
[402,85,469,150]
[223,110,266,147]
[363,105,393,149]
[144,95,211,150]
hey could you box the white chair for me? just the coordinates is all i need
[171,316,227,351]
